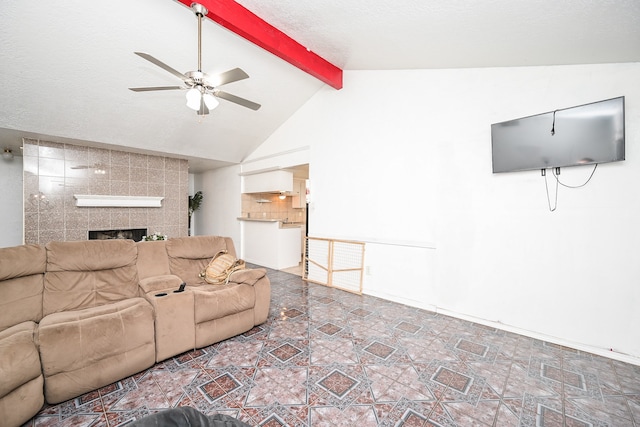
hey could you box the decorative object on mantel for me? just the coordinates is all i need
[74,195,164,208]
[142,232,168,241]
[188,191,203,236]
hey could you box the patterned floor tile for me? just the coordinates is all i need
[199,373,242,403]
[245,366,308,406]
[441,399,499,426]
[400,336,451,363]
[395,321,422,334]
[270,343,303,362]
[310,405,378,427]
[316,322,343,336]
[207,341,263,367]
[349,317,389,339]
[258,336,309,368]
[308,364,373,410]
[494,401,521,426]
[366,364,434,402]
[364,341,397,360]
[311,338,359,364]
[432,366,474,393]
[502,359,559,399]
[567,395,637,426]
[373,398,438,427]
[318,369,359,397]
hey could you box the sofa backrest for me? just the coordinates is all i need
[165,236,236,285]
[43,240,139,316]
[0,244,46,332]
[136,240,171,281]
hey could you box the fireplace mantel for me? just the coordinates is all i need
[74,195,164,208]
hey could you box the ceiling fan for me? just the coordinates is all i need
[129,2,260,115]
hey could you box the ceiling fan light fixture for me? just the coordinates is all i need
[203,92,219,110]
[186,87,202,110]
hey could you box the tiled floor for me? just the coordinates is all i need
[26,266,640,426]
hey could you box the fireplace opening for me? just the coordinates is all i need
[88,228,147,242]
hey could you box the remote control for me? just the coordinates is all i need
[174,282,186,293]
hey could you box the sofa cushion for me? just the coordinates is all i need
[166,236,236,285]
[0,375,44,427]
[38,297,155,403]
[0,322,42,398]
[227,268,267,286]
[192,283,256,324]
[136,240,171,280]
[44,240,139,316]
[0,320,44,427]
[139,274,183,294]
[0,244,45,332]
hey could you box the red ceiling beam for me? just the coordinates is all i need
[176,0,343,90]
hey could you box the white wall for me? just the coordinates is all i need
[0,158,23,248]
[244,62,640,363]
[194,165,243,252]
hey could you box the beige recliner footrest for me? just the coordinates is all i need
[38,298,155,404]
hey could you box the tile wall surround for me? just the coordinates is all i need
[23,139,189,245]
[241,193,306,223]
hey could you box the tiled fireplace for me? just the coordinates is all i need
[23,139,189,245]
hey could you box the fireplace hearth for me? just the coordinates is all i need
[88,228,147,242]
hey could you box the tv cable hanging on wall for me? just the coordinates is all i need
[542,107,602,211]
[541,164,598,212]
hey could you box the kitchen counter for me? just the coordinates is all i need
[237,217,279,222]
[237,217,303,229]
[238,218,303,269]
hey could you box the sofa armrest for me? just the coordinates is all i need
[139,275,184,295]
[227,268,267,286]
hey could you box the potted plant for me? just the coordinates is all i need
[188,191,203,235]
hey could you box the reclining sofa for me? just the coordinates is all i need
[0,235,270,427]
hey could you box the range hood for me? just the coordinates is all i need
[242,170,293,194]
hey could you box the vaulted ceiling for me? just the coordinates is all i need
[1,0,639,171]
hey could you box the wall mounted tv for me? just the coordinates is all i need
[491,96,625,173]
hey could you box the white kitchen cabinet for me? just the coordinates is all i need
[243,170,293,194]
[291,179,307,208]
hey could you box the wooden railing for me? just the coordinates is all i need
[303,237,365,294]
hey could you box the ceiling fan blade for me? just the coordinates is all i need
[214,90,261,111]
[129,86,184,92]
[206,68,250,87]
[134,52,189,82]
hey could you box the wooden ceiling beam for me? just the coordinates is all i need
[176,0,343,89]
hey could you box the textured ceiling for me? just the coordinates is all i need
[236,0,640,70]
[1,0,639,171]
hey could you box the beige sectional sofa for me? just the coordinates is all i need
[0,235,270,427]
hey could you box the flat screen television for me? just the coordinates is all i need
[491,96,625,173]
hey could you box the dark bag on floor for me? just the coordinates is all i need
[129,407,251,427]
